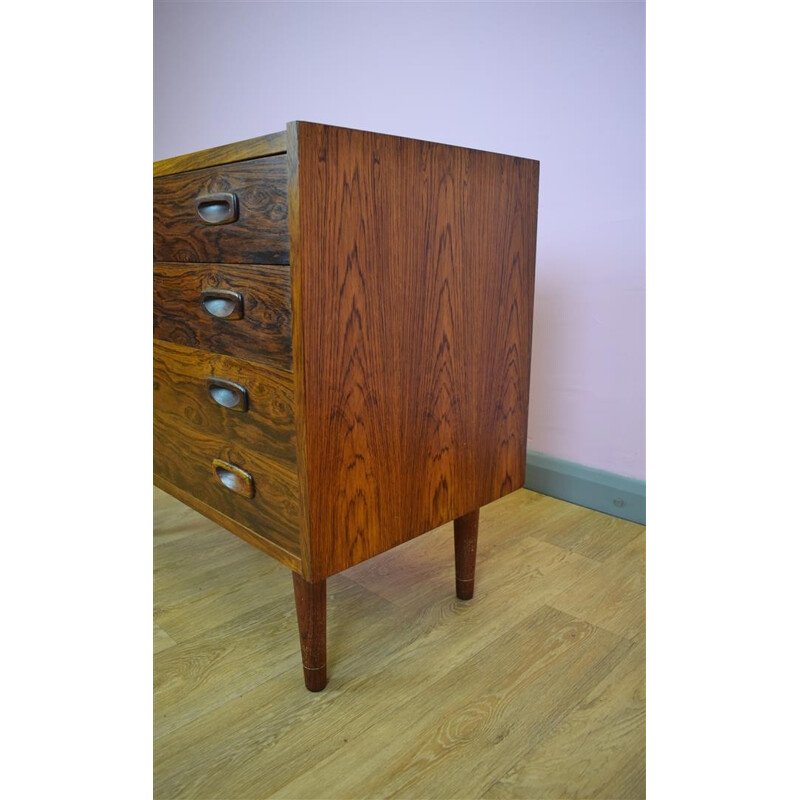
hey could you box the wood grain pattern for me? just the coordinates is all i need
[485,641,645,799]
[153,262,292,371]
[292,122,539,579]
[154,130,287,177]
[153,339,297,469]
[535,506,644,562]
[154,591,301,740]
[550,532,646,641]
[155,535,288,643]
[154,156,289,264]
[153,417,300,555]
[154,623,177,654]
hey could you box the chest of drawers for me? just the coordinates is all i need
[154,122,539,690]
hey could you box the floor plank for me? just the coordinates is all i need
[154,623,177,654]
[484,640,645,799]
[154,542,596,798]
[550,532,646,641]
[530,501,644,562]
[275,606,632,800]
[155,551,286,643]
[153,487,646,799]
[154,573,392,741]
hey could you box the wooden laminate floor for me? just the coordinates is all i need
[154,488,645,800]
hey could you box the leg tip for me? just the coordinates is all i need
[303,665,328,692]
[456,579,475,600]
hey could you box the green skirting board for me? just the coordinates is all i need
[525,451,646,525]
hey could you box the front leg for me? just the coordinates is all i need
[292,573,327,691]
[454,509,480,600]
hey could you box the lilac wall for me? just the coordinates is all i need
[154,1,645,480]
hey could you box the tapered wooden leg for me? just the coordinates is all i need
[292,573,327,691]
[454,508,480,600]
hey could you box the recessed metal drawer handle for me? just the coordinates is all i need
[201,289,243,319]
[196,192,238,225]
[213,459,254,498]
[207,377,249,412]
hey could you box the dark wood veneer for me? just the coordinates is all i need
[153,339,297,469]
[454,509,480,600]
[292,574,327,691]
[154,156,290,264]
[153,262,292,371]
[153,417,300,554]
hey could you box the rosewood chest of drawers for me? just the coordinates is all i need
[153,122,539,690]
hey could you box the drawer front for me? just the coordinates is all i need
[154,155,289,264]
[154,263,292,371]
[153,417,300,556]
[153,339,297,469]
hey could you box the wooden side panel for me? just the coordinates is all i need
[153,339,297,469]
[295,123,538,579]
[154,155,289,264]
[153,262,292,371]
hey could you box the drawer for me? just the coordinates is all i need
[153,339,297,469]
[154,155,289,264]
[154,263,292,371]
[153,417,300,556]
